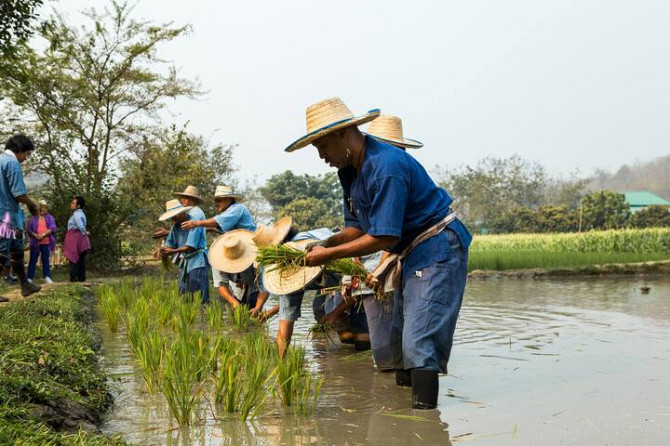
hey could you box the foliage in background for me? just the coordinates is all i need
[0,1,201,268]
[0,0,43,60]
[591,154,670,201]
[631,205,670,228]
[579,190,630,231]
[117,124,235,254]
[260,170,343,230]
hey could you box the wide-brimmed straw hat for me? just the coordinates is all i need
[252,217,292,247]
[285,97,381,152]
[174,185,203,203]
[366,115,423,149]
[209,229,256,274]
[214,185,243,201]
[158,199,193,222]
[262,240,323,295]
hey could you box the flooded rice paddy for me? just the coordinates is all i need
[100,276,670,445]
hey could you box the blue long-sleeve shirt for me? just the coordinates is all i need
[67,209,87,235]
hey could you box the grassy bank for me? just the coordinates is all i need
[0,286,126,445]
[469,228,670,271]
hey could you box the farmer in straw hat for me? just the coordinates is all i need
[286,97,472,410]
[159,195,209,304]
[187,185,268,313]
[350,114,423,372]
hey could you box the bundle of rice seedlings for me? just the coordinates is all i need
[135,330,166,394]
[256,244,306,272]
[308,322,334,343]
[205,298,225,329]
[230,304,256,332]
[325,258,368,279]
[294,372,324,416]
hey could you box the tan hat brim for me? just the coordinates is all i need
[270,216,292,245]
[158,206,193,222]
[285,109,381,153]
[364,133,424,149]
[260,239,323,295]
[174,192,204,202]
[208,229,256,274]
[215,194,243,201]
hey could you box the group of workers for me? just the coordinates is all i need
[158,97,471,410]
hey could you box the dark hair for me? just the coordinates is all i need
[283,226,299,243]
[5,134,35,154]
[73,196,86,209]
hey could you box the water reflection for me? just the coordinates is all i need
[101,276,670,445]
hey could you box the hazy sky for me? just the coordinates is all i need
[48,0,670,183]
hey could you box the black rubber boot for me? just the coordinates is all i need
[12,253,41,297]
[411,368,439,410]
[395,369,412,387]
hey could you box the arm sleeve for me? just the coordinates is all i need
[185,218,206,249]
[366,175,408,238]
[7,161,27,198]
[165,227,177,248]
[214,206,243,232]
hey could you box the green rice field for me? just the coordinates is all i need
[468,228,670,271]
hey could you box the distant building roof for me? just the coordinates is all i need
[624,191,670,207]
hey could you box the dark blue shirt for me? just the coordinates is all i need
[338,137,472,280]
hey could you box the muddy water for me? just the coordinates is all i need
[100,276,670,445]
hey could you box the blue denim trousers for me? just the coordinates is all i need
[362,296,396,370]
[178,266,210,304]
[390,228,468,373]
[28,245,51,279]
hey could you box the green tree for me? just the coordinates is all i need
[536,205,578,232]
[279,197,341,232]
[0,1,201,267]
[490,206,540,233]
[0,0,43,60]
[631,205,670,228]
[260,170,343,227]
[438,155,548,231]
[117,125,236,253]
[580,190,630,230]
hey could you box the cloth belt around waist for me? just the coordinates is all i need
[369,211,457,295]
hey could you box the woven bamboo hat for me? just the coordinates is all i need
[209,229,256,273]
[262,240,323,295]
[158,199,192,222]
[285,97,381,152]
[214,185,243,201]
[366,115,423,149]
[174,185,203,203]
[252,217,292,247]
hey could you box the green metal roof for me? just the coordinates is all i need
[624,191,670,207]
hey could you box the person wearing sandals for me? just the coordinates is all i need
[27,200,57,284]
[0,134,41,302]
[287,98,471,410]
[64,196,91,282]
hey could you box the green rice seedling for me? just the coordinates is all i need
[230,304,254,332]
[116,277,136,310]
[275,345,306,407]
[205,298,225,329]
[237,354,274,421]
[135,329,166,394]
[294,371,324,416]
[243,331,276,362]
[173,297,201,329]
[161,329,207,426]
[326,258,368,279]
[214,349,243,412]
[99,286,121,332]
[124,299,151,356]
